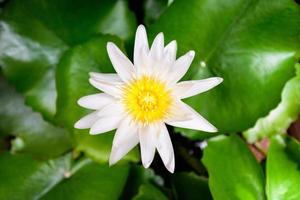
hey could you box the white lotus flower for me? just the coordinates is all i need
[74,25,223,173]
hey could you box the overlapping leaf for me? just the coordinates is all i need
[266,135,300,200]
[202,135,265,200]
[0,77,72,157]
[0,0,136,119]
[244,64,300,142]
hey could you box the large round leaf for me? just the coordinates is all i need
[0,0,136,119]
[0,77,72,158]
[41,159,129,200]
[56,35,138,163]
[0,153,72,199]
[0,153,130,200]
[149,0,300,138]
[266,135,300,200]
[202,135,265,200]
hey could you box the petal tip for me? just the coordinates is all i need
[89,129,98,135]
[137,24,146,31]
[167,166,175,173]
[208,126,218,133]
[106,42,116,52]
[142,159,152,169]
[77,97,86,107]
[188,50,195,57]
[216,77,224,84]
[89,72,98,78]
[109,157,117,166]
[143,163,151,169]
[74,120,85,129]
[157,32,164,38]
[74,121,80,129]
[165,159,175,173]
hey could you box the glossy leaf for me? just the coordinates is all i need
[244,64,300,142]
[56,36,138,163]
[172,172,212,200]
[202,135,265,200]
[42,159,130,200]
[0,153,130,200]
[266,135,300,200]
[0,77,72,158]
[0,153,71,200]
[132,184,168,200]
[0,0,136,118]
[149,0,300,138]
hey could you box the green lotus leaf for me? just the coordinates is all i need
[0,153,129,200]
[202,135,265,200]
[0,77,72,158]
[244,64,300,142]
[266,135,300,200]
[149,0,300,139]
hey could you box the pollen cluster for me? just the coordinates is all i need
[122,76,172,124]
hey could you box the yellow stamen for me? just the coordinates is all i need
[122,75,172,124]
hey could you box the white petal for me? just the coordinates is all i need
[164,40,177,62]
[89,114,124,135]
[134,25,149,68]
[174,77,223,99]
[139,124,159,168]
[136,46,152,76]
[109,135,139,165]
[107,42,135,82]
[109,118,139,165]
[89,72,121,82]
[167,100,193,122]
[149,33,164,61]
[97,101,124,118]
[74,111,99,129]
[168,51,195,84]
[157,124,175,173]
[77,93,115,110]
[89,78,122,98]
[166,101,217,132]
[112,117,139,146]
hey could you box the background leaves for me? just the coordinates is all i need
[0,0,136,119]
[0,77,72,158]
[0,0,300,199]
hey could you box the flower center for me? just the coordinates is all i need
[122,76,172,124]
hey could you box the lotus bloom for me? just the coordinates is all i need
[75,25,223,173]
